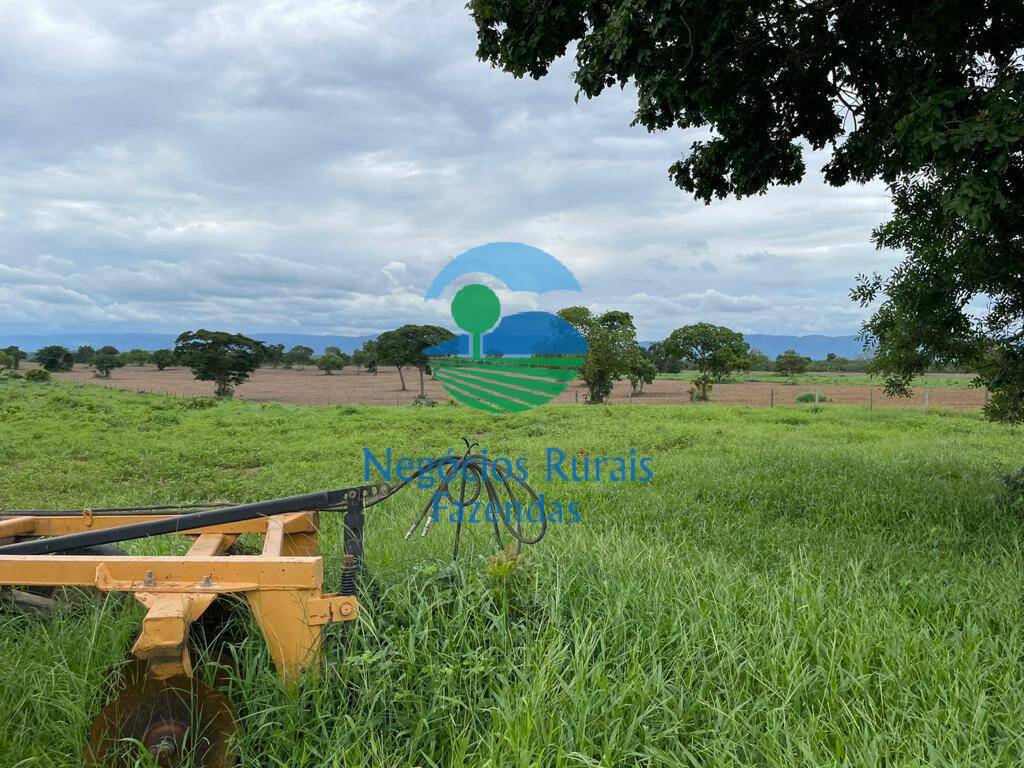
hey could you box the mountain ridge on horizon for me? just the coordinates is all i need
[0,330,866,359]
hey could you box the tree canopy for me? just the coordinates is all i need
[666,324,751,381]
[152,349,176,371]
[776,349,812,377]
[376,325,455,394]
[3,346,26,370]
[284,345,315,369]
[35,345,74,372]
[92,351,125,378]
[626,346,657,395]
[470,1,1024,420]
[174,330,265,397]
[353,342,379,374]
[317,353,349,375]
[558,306,637,403]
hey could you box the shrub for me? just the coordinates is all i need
[795,392,830,403]
[183,396,217,409]
[688,373,713,402]
[25,369,51,382]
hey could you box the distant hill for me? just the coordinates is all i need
[643,334,866,360]
[0,332,376,355]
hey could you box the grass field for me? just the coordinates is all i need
[657,371,979,389]
[1,380,1023,766]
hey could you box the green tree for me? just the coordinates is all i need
[97,345,120,356]
[35,345,74,372]
[776,350,811,377]
[122,348,151,366]
[376,325,455,394]
[317,353,349,375]
[558,307,637,403]
[174,330,266,397]
[748,349,773,372]
[819,352,850,373]
[0,350,13,370]
[471,3,1024,420]
[354,342,379,374]
[284,345,314,369]
[324,345,344,358]
[665,324,750,400]
[626,345,657,396]
[73,345,96,364]
[3,346,26,369]
[151,349,176,371]
[260,343,286,368]
[645,341,683,374]
[351,348,367,373]
[92,352,125,378]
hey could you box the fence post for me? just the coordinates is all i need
[923,390,929,414]
[815,389,820,405]
[575,390,579,404]
[984,389,990,406]
[869,389,873,410]
[770,388,774,407]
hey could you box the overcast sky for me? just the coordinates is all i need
[0,0,899,340]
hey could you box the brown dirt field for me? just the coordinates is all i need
[34,364,988,410]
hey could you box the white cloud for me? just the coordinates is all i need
[0,0,901,339]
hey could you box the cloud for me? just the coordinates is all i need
[0,0,900,339]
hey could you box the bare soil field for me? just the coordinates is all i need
[36,364,988,410]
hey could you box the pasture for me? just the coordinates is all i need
[1,380,1022,766]
[40,363,988,410]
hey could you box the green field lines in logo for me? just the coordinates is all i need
[423,243,589,412]
[431,356,586,413]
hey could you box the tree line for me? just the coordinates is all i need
[0,318,954,407]
[0,325,457,398]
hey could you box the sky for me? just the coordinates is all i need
[0,0,900,341]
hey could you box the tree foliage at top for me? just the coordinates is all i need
[558,306,637,403]
[284,345,315,369]
[152,349,176,371]
[626,345,658,395]
[664,323,750,400]
[174,330,266,397]
[35,345,74,372]
[470,1,1024,420]
[775,349,812,376]
[376,325,456,394]
[666,324,751,380]
[317,352,350,375]
[92,351,125,378]
[3,346,26,370]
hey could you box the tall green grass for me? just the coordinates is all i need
[1,381,1022,766]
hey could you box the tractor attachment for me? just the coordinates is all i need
[0,443,544,766]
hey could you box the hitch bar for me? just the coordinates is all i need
[0,485,384,556]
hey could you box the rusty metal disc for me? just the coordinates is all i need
[85,664,236,768]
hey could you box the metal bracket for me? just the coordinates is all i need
[307,594,358,625]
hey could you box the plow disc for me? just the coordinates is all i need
[85,663,236,768]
